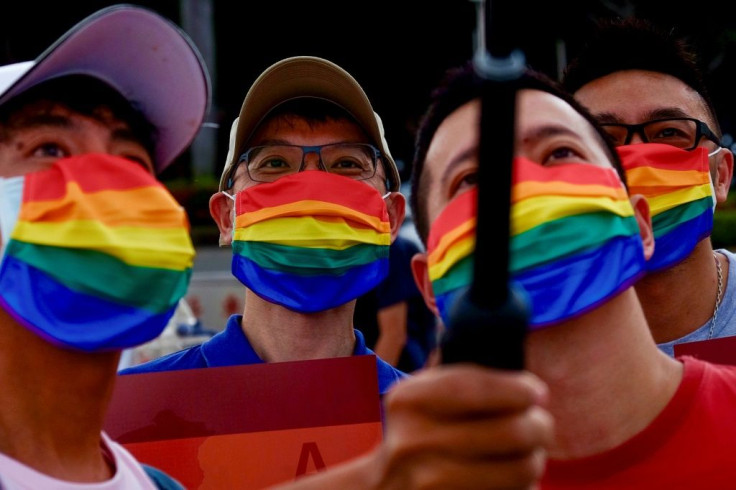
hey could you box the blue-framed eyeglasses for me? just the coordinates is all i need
[230,143,382,185]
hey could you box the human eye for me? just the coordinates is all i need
[325,146,373,175]
[547,146,581,162]
[328,157,368,174]
[447,167,478,199]
[115,143,154,173]
[31,142,69,159]
[538,143,588,166]
[247,147,297,176]
[258,157,291,169]
[647,120,693,146]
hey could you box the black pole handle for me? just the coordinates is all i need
[440,0,529,370]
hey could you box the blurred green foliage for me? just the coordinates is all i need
[713,193,736,250]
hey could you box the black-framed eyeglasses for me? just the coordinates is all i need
[599,117,722,151]
[232,143,381,185]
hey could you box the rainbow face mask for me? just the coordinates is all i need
[427,157,646,329]
[230,171,390,313]
[617,143,715,272]
[0,154,195,351]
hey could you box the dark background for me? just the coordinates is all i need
[5,1,736,186]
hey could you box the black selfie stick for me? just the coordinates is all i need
[440,0,529,369]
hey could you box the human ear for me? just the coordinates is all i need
[629,194,655,261]
[209,191,235,247]
[385,192,407,242]
[411,252,440,317]
[713,148,734,204]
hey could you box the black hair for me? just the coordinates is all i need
[410,61,625,244]
[0,75,156,161]
[562,17,721,136]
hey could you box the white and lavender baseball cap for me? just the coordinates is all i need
[0,4,211,173]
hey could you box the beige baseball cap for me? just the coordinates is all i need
[219,56,400,192]
[0,5,210,174]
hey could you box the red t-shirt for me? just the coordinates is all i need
[542,356,736,489]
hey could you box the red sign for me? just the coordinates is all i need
[674,336,736,365]
[105,356,383,489]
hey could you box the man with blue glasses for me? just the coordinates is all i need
[563,18,736,355]
[122,56,409,396]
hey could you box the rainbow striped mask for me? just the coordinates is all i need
[427,157,646,329]
[618,143,715,272]
[0,155,195,352]
[231,171,391,313]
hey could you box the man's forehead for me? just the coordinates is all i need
[575,70,712,123]
[249,112,371,145]
[3,100,127,130]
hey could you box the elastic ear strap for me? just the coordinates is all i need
[0,176,25,255]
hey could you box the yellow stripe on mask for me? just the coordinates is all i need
[512,180,628,203]
[236,200,391,233]
[645,183,712,216]
[428,233,475,281]
[512,195,634,236]
[234,216,391,249]
[12,220,194,271]
[427,218,476,266]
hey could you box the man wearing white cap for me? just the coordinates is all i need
[122,56,409,395]
[0,5,208,488]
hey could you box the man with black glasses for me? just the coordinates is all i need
[122,56,408,395]
[563,18,736,355]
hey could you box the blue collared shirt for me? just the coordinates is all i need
[120,315,408,395]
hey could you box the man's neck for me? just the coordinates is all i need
[0,312,118,482]
[526,288,683,460]
[636,241,726,343]
[240,290,357,363]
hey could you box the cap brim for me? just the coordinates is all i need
[222,56,400,191]
[0,5,210,173]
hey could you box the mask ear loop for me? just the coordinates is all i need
[220,191,237,246]
[0,176,25,263]
[707,147,723,211]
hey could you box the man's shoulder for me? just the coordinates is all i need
[683,356,736,396]
[373,354,410,395]
[119,343,207,375]
[119,315,249,375]
[700,356,736,380]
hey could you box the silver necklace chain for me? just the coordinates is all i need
[708,252,724,340]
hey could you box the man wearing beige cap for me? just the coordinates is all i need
[120,56,553,490]
[122,56,408,395]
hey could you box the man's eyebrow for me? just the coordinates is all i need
[594,107,691,124]
[646,107,691,120]
[111,127,144,145]
[249,138,291,146]
[13,114,72,130]
[521,124,582,143]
